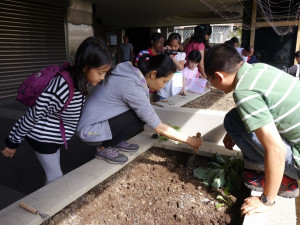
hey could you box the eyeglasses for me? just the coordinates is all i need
[206,75,214,88]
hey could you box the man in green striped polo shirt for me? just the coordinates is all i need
[204,44,300,215]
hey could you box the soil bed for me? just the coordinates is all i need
[46,90,249,225]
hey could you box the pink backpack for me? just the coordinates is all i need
[16,62,74,149]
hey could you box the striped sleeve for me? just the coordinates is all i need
[135,50,149,63]
[233,90,273,132]
[5,76,69,148]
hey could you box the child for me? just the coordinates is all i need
[134,32,165,102]
[283,50,300,78]
[204,44,300,216]
[1,37,112,184]
[157,33,186,99]
[134,32,165,66]
[182,50,201,93]
[77,54,202,164]
[184,24,212,79]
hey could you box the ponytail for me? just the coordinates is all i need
[138,54,176,78]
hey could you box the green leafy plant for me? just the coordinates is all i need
[215,188,233,209]
[193,152,244,191]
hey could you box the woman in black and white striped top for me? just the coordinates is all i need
[1,37,112,184]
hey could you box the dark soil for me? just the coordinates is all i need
[46,148,249,225]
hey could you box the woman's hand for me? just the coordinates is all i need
[1,147,16,157]
[241,196,272,215]
[223,133,235,150]
[187,135,202,149]
[180,88,186,96]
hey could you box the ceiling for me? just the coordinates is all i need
[83,0,244,28]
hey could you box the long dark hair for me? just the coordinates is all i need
[138,54,176,78]
[150,32,164,47]
[191,24,212,49]
[71,37,112,95]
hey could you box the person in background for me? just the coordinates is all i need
[118,35,133,63]
[134,32,165,102]
[77,54,202,164]
[184,24,212,79]
[229,37,240,48]
[182,50,201,92]
[283,51,300,78]
[224,37,240,49]
[1,37,112,184]
[134,32,165,66]
[204,44,300,216]
[158,33,186,99]
[236,46,255,62]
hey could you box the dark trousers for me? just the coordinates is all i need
[102,109,145,148]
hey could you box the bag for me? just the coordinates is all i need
[16,62,74,149]
[189,77,207,94]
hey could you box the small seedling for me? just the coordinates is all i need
[215,188,233,209]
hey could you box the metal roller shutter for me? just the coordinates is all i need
[0,0,67,100]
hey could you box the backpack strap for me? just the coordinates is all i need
[58,66,74,149]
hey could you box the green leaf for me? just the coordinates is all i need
[158,135,168,141]
[215,203,225,209]
[193,168,210,180]
[224,187,229,195]
[212,169,226,189]
[215,152,225,164]
[172,125,180,131]
[207,162,222,169]
[228,170,242,190]
[216,195,226,201]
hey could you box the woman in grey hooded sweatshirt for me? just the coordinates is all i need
[77,54,202,163]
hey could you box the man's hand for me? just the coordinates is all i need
[241,196,272,215]
[223,133,235,150]
[1,147,16,157]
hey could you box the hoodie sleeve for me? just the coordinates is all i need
[122,84,161,129]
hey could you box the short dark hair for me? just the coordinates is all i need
[224,40,234,48]
[188,50,201,63]
[204,44,243,77]
[72,37,112,95]
[295,51,300,58]
[244,45,254,52]
[230,37,239,45]
[138,54,176,78]
[167,33,181,45]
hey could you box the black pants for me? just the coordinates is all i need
[102,109,145,148]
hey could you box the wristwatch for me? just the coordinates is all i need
[260,193,275,206]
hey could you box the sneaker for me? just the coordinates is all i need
[115,140,139,152]
[95,147,128,164]
[242,171,299,198]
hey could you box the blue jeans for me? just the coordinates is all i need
[224,108,300,180]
